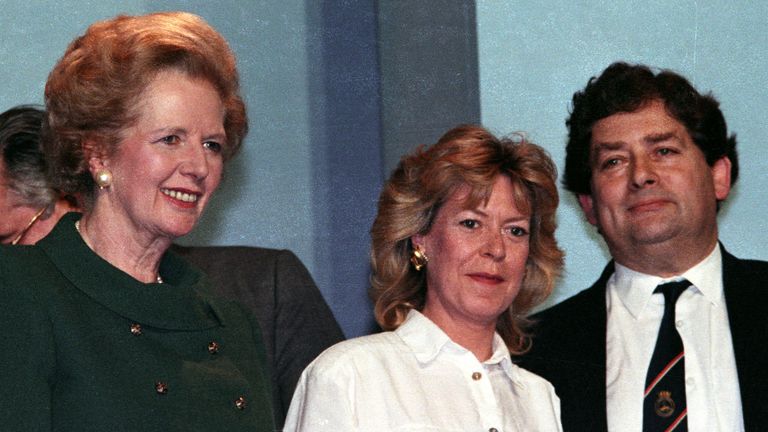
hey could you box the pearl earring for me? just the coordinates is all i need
[95,169,113,189]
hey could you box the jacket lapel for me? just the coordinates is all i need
[584,263,612,431]
[721,247,768,429]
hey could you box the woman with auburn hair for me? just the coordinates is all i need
[0,12,273,430]
[285,125,564,431]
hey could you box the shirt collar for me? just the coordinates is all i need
[612,244,723,319]
[396,309,520,384]
[486,332,519,383]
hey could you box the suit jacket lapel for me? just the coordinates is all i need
[587,262,612,431]
[547,262,612,431]
[522,261,614,430]
[721,246,768,429]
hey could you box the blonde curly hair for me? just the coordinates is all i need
[370,125,564,354]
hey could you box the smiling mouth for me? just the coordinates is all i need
[468,273,505,284]
[161,188,200,203]
[628,199,669,212]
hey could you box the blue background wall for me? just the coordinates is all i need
[476,0,768,309]
[0,1,385,337]
[1,1,765,335]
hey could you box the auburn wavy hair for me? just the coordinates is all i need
[43,12,246,204]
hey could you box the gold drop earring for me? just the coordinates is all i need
[410,245,429,271]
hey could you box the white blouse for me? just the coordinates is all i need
[284,310,562,432]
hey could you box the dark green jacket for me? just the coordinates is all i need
[0,213,275,431]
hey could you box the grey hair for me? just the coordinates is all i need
[0,105,57,211]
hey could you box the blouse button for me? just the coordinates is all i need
[234,396,247,410]
[489,428,499,432]
[208,341,220,354]
[472,372,482,380]
[130,323,143,336]
[155,381,168,395]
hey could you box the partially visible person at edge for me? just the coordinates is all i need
[519,62,768,431]
[170,245,344,428]
[0,104,343,429]
[0,106,76,245]
[0,12,276,430]
[284,125,565,431]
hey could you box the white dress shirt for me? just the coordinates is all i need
[284,310,562,432]
[605,245,744,431]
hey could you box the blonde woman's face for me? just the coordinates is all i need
[413,175,530,332]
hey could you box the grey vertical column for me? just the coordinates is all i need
[377,1,481,174]
[306,1,384,337]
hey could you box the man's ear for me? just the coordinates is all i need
[577,193,599,226]
[712,156,732,201]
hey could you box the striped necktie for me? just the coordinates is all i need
[643,279,691,432]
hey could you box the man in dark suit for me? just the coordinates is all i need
[172,245,344,429]
[519,62,768,431]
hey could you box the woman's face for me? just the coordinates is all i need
[414,175,531,331]
[98,70,225,239]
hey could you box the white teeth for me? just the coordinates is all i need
[161,188,199,203]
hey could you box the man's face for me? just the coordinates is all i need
[0,160,40,244]
[577,100,731,275]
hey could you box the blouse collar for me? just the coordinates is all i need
[396,309,520,384]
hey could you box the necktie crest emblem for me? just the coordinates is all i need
[654,391,675,418]
[643,279,691,431]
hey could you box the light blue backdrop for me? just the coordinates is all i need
[477,0,768,308]
[0,1,383,337]
[2,1,765,335]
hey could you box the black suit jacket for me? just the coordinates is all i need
[519,247,768,431]
[171,245,345,429]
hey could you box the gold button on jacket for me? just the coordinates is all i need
[0,214,275,431]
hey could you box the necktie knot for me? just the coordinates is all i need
[654,279,691,307]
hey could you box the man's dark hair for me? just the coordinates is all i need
[563,62,738,196]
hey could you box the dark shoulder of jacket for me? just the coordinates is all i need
[726,255,768,276]
[0,244,58,302]
[531,285,601,326]
[169,244,287,270]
